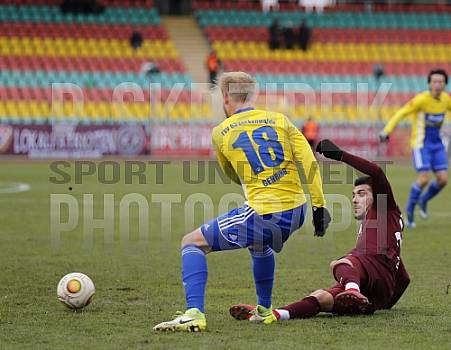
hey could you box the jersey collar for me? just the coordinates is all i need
[232,107,255,116]
[428,90,442,100]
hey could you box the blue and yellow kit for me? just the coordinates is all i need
[211,108,326,215]
[383,91,451,149]
[383,91,451,172]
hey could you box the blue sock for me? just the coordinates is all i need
[249,246,275,309]
[181,245,208,313]
[420,181,443,204]
[406,182,423,213]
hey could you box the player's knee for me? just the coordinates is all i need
[329,260,338,271]
[180,230,210,253]
[181,233,194,248]
[417,173,430,187]
[309,289,334,312]
[329,258,352,272]
[181,231,199,248]
[437,177,447,187]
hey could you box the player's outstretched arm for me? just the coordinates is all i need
[379,95,421,142]
[316,139,386,180]
[316,139,397,209]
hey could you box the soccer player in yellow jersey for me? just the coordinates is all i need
[379,69,450,228]
[154,72,331,332]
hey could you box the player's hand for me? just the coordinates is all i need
[312,206,331,237]
[378,131,389,143]
[316,139,343,161]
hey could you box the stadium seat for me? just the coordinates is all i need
[2,3,450,124]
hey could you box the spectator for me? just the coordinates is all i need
[298,20,311,51]
[60,0,104,14]
[130,30,143,50]
[283,21,295,50]
[206,50,222,87]
[262,0,279,13]
[141,61,160,78]
[373,64,384,81]
[268,19,281,50]
[302,117,319,149]
[300,0,335,13]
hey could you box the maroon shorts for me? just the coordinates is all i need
[325,254,396,310]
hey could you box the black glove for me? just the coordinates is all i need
[378,131,389,143]
[316,139,343,161]
[312,206,331,237]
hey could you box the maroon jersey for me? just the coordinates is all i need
[342,152,404,270]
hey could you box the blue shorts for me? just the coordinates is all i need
[200,203,307,253]
[412,143,448,173]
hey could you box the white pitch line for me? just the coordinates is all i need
[0,182,31,194]
[428,212,451,218]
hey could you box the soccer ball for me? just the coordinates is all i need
[57,272,95,310]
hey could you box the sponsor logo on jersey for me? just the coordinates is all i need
[424,113,445,127]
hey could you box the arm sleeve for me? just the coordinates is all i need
[383,94,422,135]
[341,151,398,210]
[384,260,410,309]
[286,117,326,208]
[212,129,241,185]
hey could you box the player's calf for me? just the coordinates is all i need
[405,210,416,228]
[418,199,428,220]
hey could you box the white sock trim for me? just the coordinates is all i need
[345,282,360,292]
[275,309,290,320]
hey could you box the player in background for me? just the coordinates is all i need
[153,72,331,332]
[230,140,410,323]
[379,69,450,228]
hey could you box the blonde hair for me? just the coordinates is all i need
[218,71,257,103]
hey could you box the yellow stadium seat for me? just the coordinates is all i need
[212,40,449,63]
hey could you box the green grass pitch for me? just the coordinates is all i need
[0,160,450,349]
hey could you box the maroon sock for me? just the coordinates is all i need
[280,296,320,319]
[333,263,360,287]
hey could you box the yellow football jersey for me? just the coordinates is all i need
[383,91,451,148]
[212,108,326,215]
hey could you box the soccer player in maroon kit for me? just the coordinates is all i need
[230,140,411,322]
